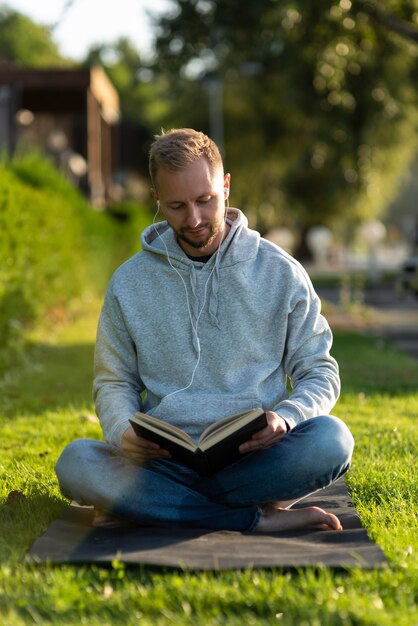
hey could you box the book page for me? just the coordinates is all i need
[198,408,264,447]
[132,413,195,449]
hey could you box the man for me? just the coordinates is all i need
[56,128,354,532]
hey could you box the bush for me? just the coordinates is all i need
[0,152,151,370]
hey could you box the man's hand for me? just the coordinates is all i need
[239,411,288,453]
[121,426,171,464]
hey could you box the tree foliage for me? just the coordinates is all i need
[2,2,417,239]
[153,0,418,235]
[0,7,67,67]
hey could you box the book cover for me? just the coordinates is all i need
[129,409,267,476]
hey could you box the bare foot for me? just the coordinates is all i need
[254,505,343,532]
[92,508,137,528]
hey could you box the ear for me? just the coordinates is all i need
[223,173,231,198]
[151,188,159,203]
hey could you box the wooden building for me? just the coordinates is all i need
[0,65,120,206]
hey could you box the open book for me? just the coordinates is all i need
[129,408,267,476]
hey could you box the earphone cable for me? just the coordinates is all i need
[151,206,226,399]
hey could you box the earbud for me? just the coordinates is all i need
[156,200,160,210]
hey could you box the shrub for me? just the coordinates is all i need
[0,152,151,370]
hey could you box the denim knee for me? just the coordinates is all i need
[310,414,354,470]
[55,438,96,498]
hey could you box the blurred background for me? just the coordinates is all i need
[1,0,417,359]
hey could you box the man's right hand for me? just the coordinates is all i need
[121,426,171,464]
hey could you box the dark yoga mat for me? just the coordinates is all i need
[27,480,387,570]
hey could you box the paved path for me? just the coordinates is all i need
[316,285,418,361]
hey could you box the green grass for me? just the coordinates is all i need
[0,305,417,625]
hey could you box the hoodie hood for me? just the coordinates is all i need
[140,208,260,331]
[140,208,257,266]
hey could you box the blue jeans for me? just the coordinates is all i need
[55,415,354,532]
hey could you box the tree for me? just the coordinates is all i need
[0,7,67,67]
[153,0,418,242]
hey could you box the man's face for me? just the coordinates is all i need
[154,156,230,257]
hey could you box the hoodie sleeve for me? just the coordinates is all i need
[272,274,340,429]
[93,281,145,447]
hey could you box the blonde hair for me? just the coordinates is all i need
[149,128,223,188]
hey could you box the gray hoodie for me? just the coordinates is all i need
[93,208,340,447]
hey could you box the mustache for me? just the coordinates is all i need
[181,224,211,234]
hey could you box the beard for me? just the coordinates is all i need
[175,220,224,250]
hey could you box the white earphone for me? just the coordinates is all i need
[151,202,225,401]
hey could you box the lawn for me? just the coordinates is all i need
[0,300,417,625]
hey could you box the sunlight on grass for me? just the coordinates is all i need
[0,310,417,625]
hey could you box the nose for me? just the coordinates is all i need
[184,203,202,228]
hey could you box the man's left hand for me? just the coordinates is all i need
[239,411,288,453]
